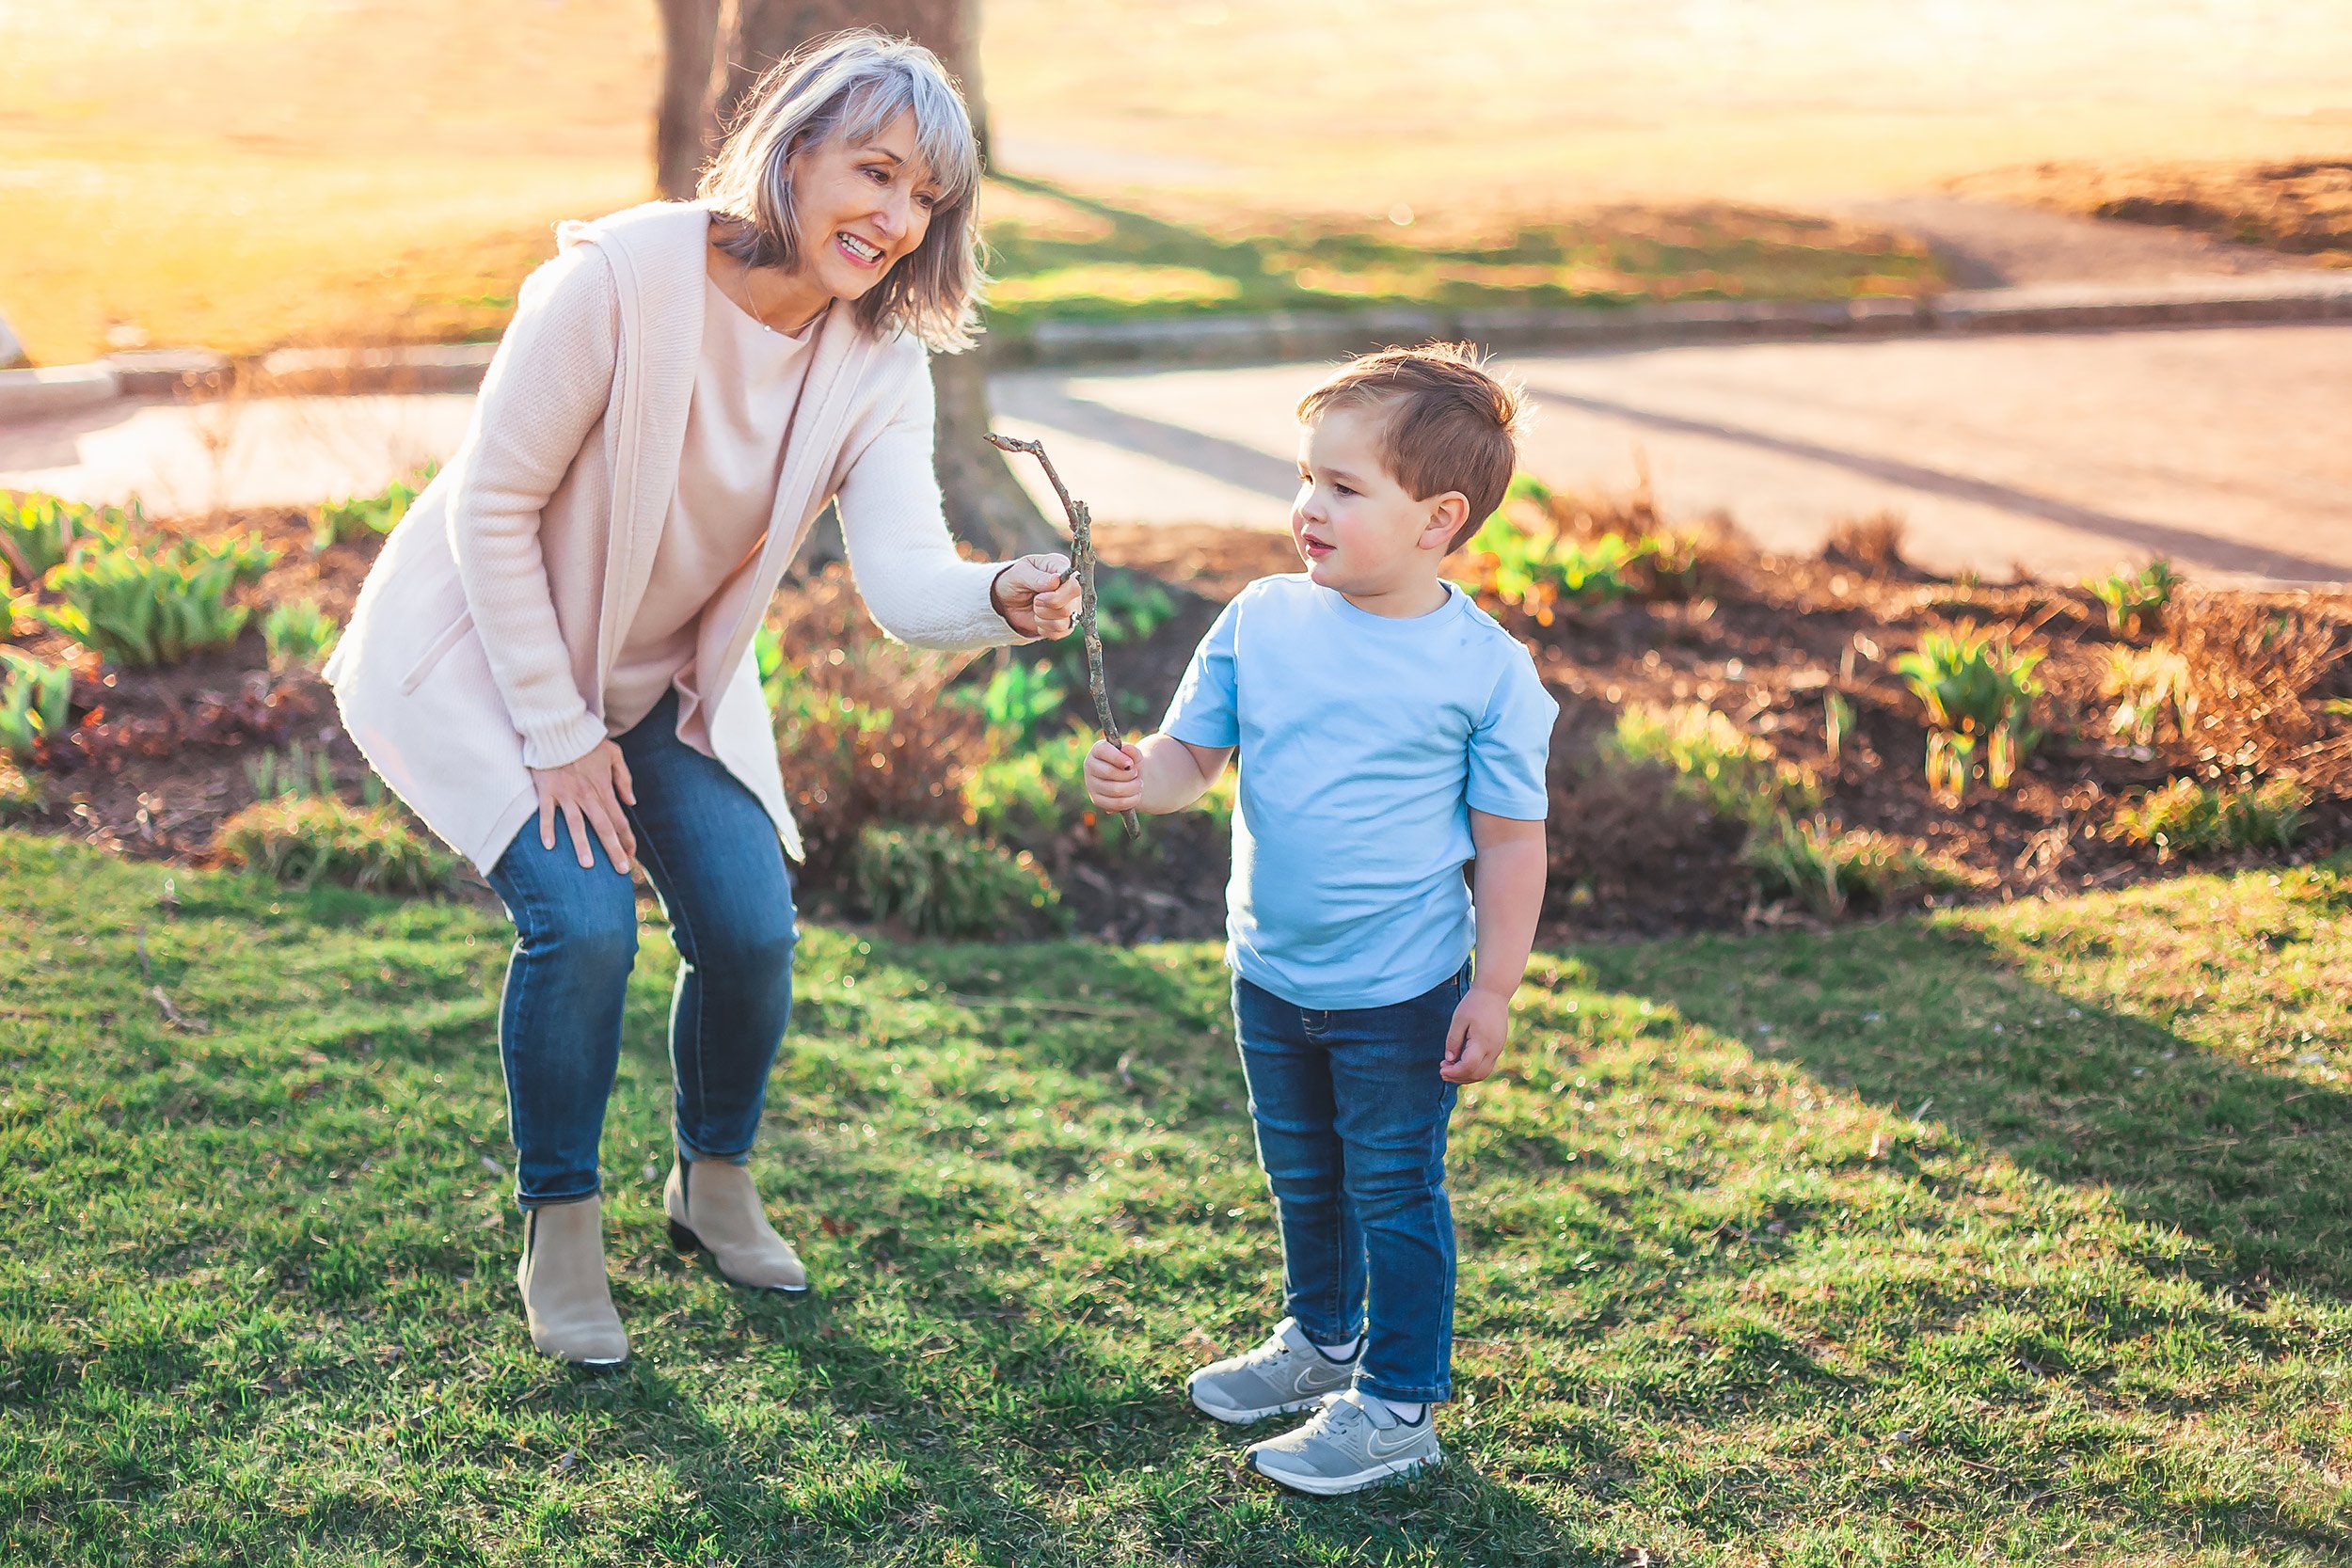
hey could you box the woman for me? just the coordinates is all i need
[326,30,1079,1368]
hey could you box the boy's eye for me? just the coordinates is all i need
[1333,483,1356,497]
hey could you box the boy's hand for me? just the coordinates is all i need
[1085,737,1144,814]
[1441,987,1511,1084]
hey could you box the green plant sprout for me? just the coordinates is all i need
[1895,622,2043,802]
[1469,513,1654,618]
[2101,645,2197,746]
[1609,702,1819,825]
[2087,560,2181,640]
[262,599,341,671]
[2108,777,2308,858]
[0,649,74,758]
[1823,689,1855,764]
[311,464,438,554]
[0,491,131,580]
[39,548,253,667]
[978,660,1068,742]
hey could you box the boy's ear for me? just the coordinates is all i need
[1421,493,1470,552]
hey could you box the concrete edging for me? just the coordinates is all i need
[1004,275,2352,367]
[0,364,122,421]
[5,276,2350,418]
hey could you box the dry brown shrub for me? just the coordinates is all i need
[2158,594,2351,792]
[1822,512,1906,572]
[766,565,994,887]
[1957,158,2352,261]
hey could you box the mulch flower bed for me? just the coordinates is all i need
[7,506,2349,944]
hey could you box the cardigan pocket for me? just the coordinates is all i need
[398,610,476,695]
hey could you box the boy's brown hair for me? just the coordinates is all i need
[1295,341,1526,550]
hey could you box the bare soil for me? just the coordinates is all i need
[8,515,2350,945]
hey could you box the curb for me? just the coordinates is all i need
[259,342,499,395]
[1004,274,2352,367]
[0,364,121,420]
[5,277,2350,418]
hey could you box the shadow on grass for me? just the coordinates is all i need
[1579,915,2352,1302]
[15,833,2342,1562]
[982,173,1937,331]
[529,1280,1602,1568]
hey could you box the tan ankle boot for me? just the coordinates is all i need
[665,1158,807,1292]
[516,1196,628,1368]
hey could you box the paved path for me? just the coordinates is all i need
[7,322,2347,587]
[994,323,2352,586]
[1844,197,2335,289]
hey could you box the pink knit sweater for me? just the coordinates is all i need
[326,199,1021,873]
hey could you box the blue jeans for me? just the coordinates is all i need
[1232,964,1467,1404]
[485,690,797,1208]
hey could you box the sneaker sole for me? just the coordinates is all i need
[668,1219,810,1294]
[1248,1449,1442,1497]
[1186,1386,1338,1424]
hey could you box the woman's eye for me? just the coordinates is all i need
[864,166,889,184]
[915,193,937,211]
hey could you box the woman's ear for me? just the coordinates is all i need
[1422,493,1470,551]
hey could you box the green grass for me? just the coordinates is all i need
[4,832,2348,1564]
[981,176,1939,343]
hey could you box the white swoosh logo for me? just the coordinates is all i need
[1367,1424,1427,1458]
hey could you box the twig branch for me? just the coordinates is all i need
[986,431,1142,837]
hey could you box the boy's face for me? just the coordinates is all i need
[1291,404,1466,599]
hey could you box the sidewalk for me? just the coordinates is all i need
[8,319,2347,588]
[8,198,2349,587]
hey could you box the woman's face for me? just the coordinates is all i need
[788,109,942,300]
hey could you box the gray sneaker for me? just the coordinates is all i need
[1246,1389,1443,1496]
[1185,1318,1359,1423]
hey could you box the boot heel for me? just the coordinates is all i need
[668,1219,703,1253]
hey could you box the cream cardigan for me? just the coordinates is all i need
[326,199,1018,874]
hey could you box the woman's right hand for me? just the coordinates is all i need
[532,739,637,874]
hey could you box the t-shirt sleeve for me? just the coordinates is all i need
[1161,594,1243,749]
[1466,645,1557,819]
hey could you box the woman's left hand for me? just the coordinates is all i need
[991,553,1083,640]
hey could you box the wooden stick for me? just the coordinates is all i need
[986,432,1142,838]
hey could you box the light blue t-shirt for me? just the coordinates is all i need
[1162,574,1557,1009]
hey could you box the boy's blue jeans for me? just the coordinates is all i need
[484,691,797,1208]
[1232,964,1467,1405]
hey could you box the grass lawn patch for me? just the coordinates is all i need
[12,1,2352,362]
[5,833,2348,1562]
[977,178,1938,346]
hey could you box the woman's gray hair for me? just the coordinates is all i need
[698,29,985,352]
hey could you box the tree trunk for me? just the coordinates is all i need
[658,0,1051,561]
[653,0,723,199]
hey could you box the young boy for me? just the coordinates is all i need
[1084,342,1555,1496]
